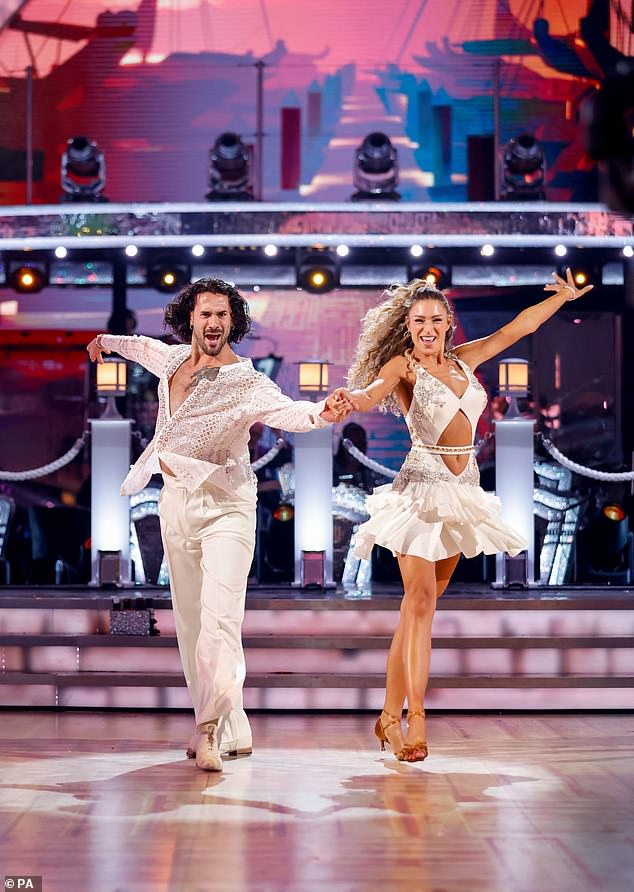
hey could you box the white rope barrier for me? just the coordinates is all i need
[0,433,89,481]
[540,437,634,481]
[251,438,287,472]
[342,439,398,479]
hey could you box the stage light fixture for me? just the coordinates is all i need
[206,132,253,201]
[501,133,545,201]
[351,132,400,201]
[191,244,205,257]
[481,244,495,257]
[96,356,127,420]
[9,262,47,294]
[573,270,588,286]
[578,500,633,585]
[410,245,423,258]
[336,244,349,257]
[61,136,107,203]
[147,260,189,294]
[555,244,567,257]
[409,263,449,288]
[125,245,138,258]
[298,360,329,392]
[623,245,634,257]
[54,246,68,259]
[498,357,530,419]
[264,244,278,257]
[297,252,339,293]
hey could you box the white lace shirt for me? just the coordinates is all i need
[101,334,329,501]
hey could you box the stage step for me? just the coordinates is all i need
[1,586,633,710]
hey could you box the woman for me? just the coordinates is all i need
[335,269,592,762]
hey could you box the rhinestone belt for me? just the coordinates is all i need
[411,443,474,455]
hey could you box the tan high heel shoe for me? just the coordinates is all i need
[374,710,405,759]
[401,709,428,762]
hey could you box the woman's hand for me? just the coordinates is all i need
[544,268,594,302]
[321,390,357,423]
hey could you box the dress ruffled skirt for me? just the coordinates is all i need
[353,451,526,563]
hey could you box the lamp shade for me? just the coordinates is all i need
[298,361,329,392]
[498,358,529,397]
[96,358,127,395]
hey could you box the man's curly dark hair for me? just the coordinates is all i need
[163,277,252,343]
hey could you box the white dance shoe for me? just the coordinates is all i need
[193,726,223,772]
[186,730,252,760]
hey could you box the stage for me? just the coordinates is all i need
[1,709,632,892]
[1,583,633,712]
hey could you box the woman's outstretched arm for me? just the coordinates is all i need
[334,355,407,413]
[455,269,593,371]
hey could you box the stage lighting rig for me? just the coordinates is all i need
[351,132,400,201]
[206,132,254,201]
[297,251,339,293]
[501,133,545,201]
[61,136,107,203]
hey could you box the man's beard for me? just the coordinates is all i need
[196,329,229,356]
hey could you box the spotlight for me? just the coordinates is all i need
[501,133,545,201]
[147,259,189,294]
[351,132,400,201]
[578,500,633,584]
[264,244,278,257]
[60,136,107,202]
[54,246,68,259]
[410,245,424,258]
[554,244,567,257]
[336,244,349,257]
[409,263,449,288]
[573,270,588,286]
[9,262,47,293]
[481,244,495,257]
[623,245,634,257]
[297,252,339,293]
[125,245,138,258]
[206,132,253,201]
[191,244,205,257]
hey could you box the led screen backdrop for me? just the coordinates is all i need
[0,0,624,203]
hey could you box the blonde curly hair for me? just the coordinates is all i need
[347,279,456,414]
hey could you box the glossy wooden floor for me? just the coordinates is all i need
[1,712,633,892]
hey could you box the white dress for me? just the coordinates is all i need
[353,356,526,563]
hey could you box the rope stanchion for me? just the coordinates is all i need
[540,435,634,482]
[251,437,287,472]
[0,432,89,481]
[342,439,397,479]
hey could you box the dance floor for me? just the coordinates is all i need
[0,711,632,892]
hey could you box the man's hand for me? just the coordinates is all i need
[86,336,111,364]
[320,390,357,423]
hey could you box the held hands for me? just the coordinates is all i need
[321,390,358,423]
[545,268,594,302]
[86,337,111,364]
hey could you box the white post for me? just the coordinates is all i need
[494,417,535,585]
[293,426,334,587]
[90,418,133,584]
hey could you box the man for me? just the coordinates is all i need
[87,277,350,771]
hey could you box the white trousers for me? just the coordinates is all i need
[158,475,256,741]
